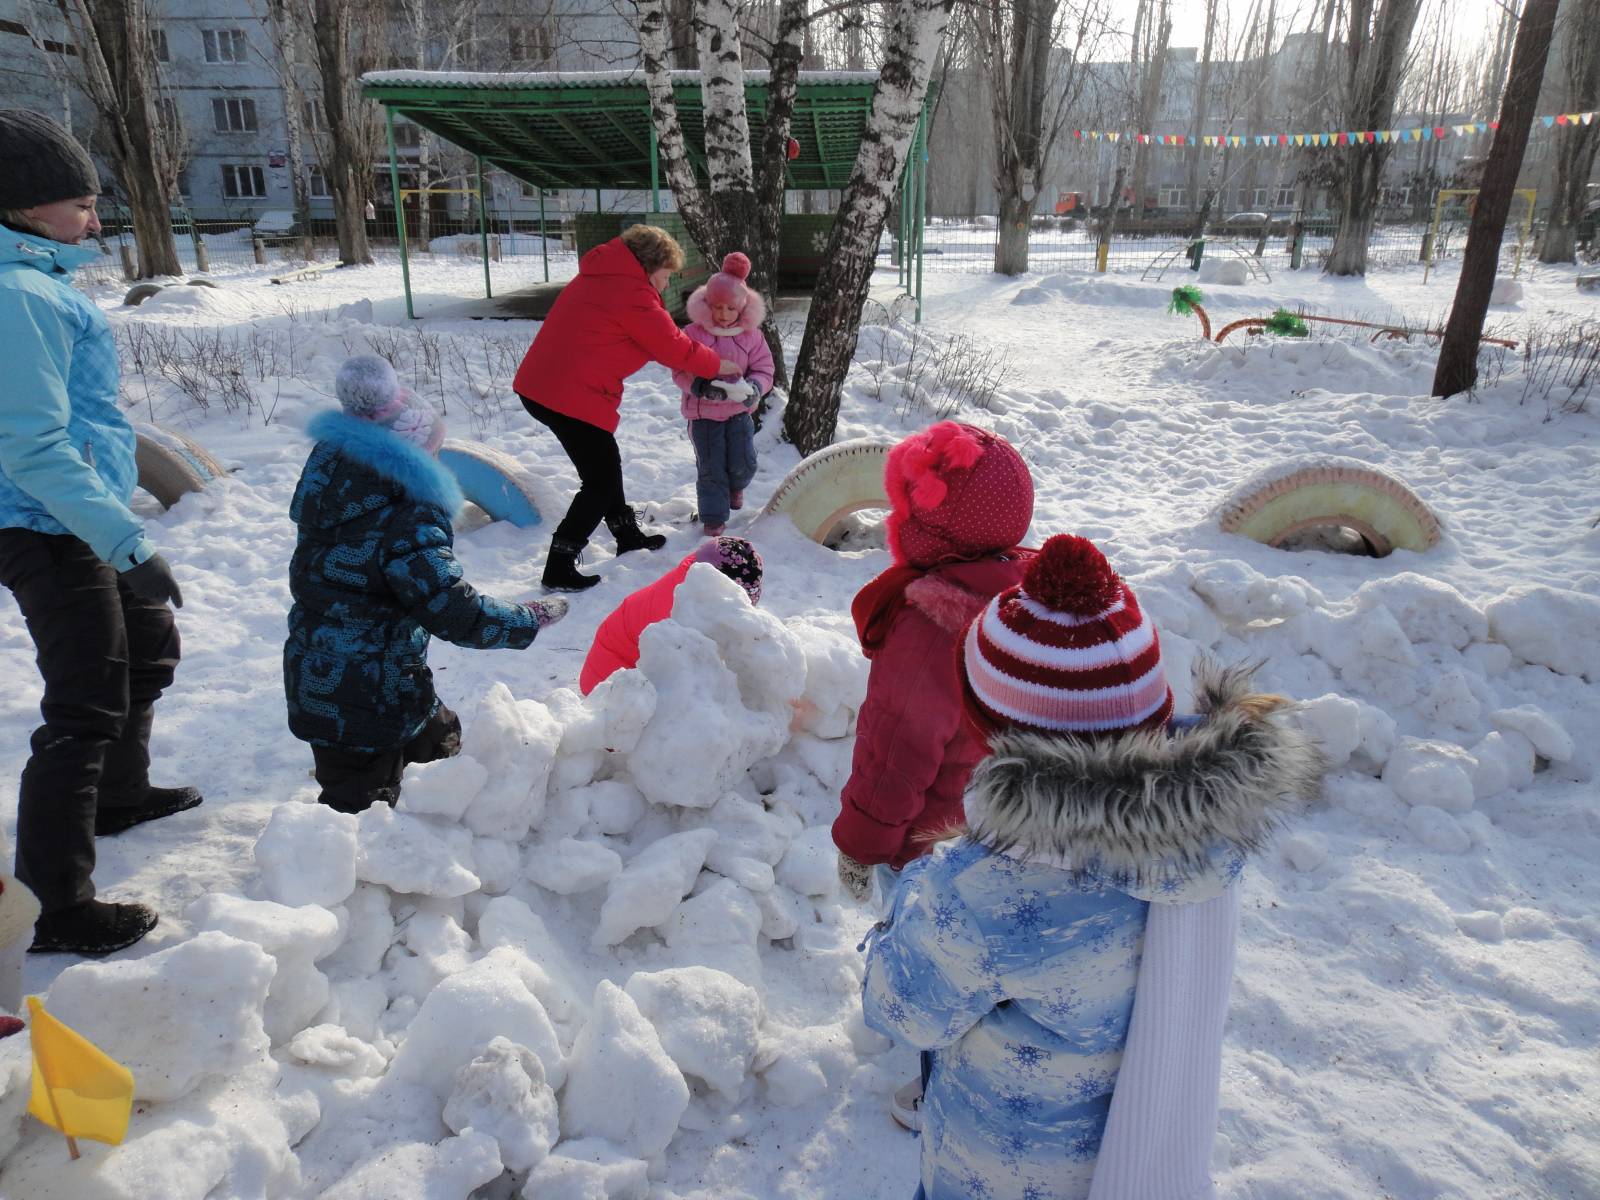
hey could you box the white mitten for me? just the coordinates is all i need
[712,377,756,403]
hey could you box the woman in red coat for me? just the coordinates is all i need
[515,225,732,591]
[579,536,763,695]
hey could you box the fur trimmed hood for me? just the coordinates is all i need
[685,285,766,334]
[962,658,1325,884]
[306,410,463,516]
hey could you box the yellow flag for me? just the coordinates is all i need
[26,997,134,1147]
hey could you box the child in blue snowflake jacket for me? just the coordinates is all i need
[862,536,1323,1200]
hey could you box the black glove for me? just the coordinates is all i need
[690,377,719,399]
[121,553,184,608]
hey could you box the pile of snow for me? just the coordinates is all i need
[1,564,870,1196]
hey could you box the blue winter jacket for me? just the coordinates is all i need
[285,411,542,753]
[863,665,1322,1200]
[0,223,152,569]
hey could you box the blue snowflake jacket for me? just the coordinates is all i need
[284,411,541,752]
[0,224,153,570]
[863,664,1323,1200]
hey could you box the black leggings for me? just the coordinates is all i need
[310,704,461,814]
[520,396,633,547]
[0,530,180,913]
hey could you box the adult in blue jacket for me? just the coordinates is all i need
[0,111,197,957]
[286,355,568,813]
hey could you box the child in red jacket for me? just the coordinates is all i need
[833,421,1036,893]
[672,252,775,537]
[577,536,763,694]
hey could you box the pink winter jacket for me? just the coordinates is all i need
[671,289,775,422]
[832,554,1032,869]
[578,553,697,695]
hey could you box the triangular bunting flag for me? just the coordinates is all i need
[1293,134,1304,146]
[1557,114,1570,125]
[1584,113,1594,125]
[1543,115,1556,127]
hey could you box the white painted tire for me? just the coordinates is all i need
[1217,460,1441,556]
[437,439,555,529]
[761,438,892,543]
[132,422,229,509]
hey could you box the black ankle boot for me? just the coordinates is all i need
[542,537,600,591]
[96,785,204,835]
[30,899,158,955]
[607,507,667,554]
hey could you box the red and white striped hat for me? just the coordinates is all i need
[962,534,1173,738]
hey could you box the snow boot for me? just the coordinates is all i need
[729,489,744,511]
[96,785,204,836]
[606,507,667,554]
[30,899,158,956]
[542,537,600,592]
[889,1076,924,1132]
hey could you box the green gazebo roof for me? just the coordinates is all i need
[360,69,883,191]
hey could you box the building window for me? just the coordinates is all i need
[308,166,330,197]
[1159,186,1186,209]
[151,27,169,62]
[202,28,247,64]
[520,179,540,198]
[1274,186,1296,209]
[303,99,325,132]
[1252,188,1270,208]
[212,97,258,133]
[392,120,421,148]
[221,164,266,198]
[508,24,554,64]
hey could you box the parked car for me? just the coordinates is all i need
[1221,211,1270,228]
[253,210,302,245]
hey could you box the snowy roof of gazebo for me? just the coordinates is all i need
[361,69,891,191]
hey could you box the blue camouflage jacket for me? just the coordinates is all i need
[863,665,1323,1200]
[284,411,541,752]
[0,223,152,569]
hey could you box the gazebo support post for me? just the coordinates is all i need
[915,105,927,324]
[538,187,549,282]
[475,155,492,300]
[386,108,414,320]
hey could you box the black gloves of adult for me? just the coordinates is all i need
[121,553,184,608]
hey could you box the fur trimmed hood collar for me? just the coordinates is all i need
[962,659,1325,884]
[307,410,463,516]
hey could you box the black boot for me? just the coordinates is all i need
[96,785,204,836]
[542,537,601,592]
[30,899,158,956]
[606,507,667,554]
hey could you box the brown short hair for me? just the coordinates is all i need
[620,224,685,275]
[0,209,49,238]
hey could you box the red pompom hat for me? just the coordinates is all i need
[883,421,1034,568]
[703,251,754,310]
[962,534,1173,738]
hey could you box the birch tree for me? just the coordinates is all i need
[783,0,957,454]
[1322,0,1425,276]
[978,0,1110,274]
[53,0,182,278]
[1535,0,1600,263]
[1434,0,1560,396]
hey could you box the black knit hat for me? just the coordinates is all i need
[0,110,100,211]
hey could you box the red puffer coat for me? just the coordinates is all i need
[578,552,696,695]
[832,555,1031,867]
[513,238,723,433]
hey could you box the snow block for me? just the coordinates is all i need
[46,931,274,1102]
[526,837,624,895]
[561,981,689,1160]
[356,804,481,897]
[461,685,561,840]
[320,1131,503,1200]
[254,802,359,909]
[1485,584,1600,682]
[398,754,488,821]
[623,966,762,1098]
[594,829,718,948]
[444,1036,560,1172]
[1381,738,1478,814]
[287,1024,387,1077]
[186,893,342,1044]
[1488,705,1573,763]
[521,1138,650,1200]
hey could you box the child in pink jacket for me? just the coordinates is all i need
[671,253,774,537]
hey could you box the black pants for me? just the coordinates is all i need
[520,396,632,547]
[0,530,180,914]
[310,704,461,814]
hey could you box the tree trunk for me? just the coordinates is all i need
[638,0,716,253]
[1433,0,1560,398]
[783,0,956,456]
[752,0,807,389]
[1187,0,1218,213]
[1536,0,1600,264]
[699,0,758,253]
[58,0,181,278]
[983,0,1057,276]
[310,0,374,266]
[1323,0,1425,276]
[995,189,1036,274]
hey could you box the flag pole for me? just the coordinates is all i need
[27,997,81,1160]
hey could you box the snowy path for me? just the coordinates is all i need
[0,258,1595,1198]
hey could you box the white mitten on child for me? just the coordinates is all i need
[711,377,756,403]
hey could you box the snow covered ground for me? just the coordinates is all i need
[0,251,1596,1199]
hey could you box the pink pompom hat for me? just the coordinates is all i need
[688,252,766,333]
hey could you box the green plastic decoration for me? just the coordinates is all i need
[1264,308,1310,338]
[1168,285,1204,316]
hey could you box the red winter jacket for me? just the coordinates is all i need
[832,553,1032,868]
[578,551,697,695]
[513,238,723,433]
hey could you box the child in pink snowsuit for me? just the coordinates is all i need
[672,252,774,537]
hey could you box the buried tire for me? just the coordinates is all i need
[123,283,164,307]
[133,422,229,509]
[1217,459,1442,556]
[437,440,553,529]
[760,438,892,544]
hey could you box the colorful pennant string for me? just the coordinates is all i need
[1070,111,1590,148]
